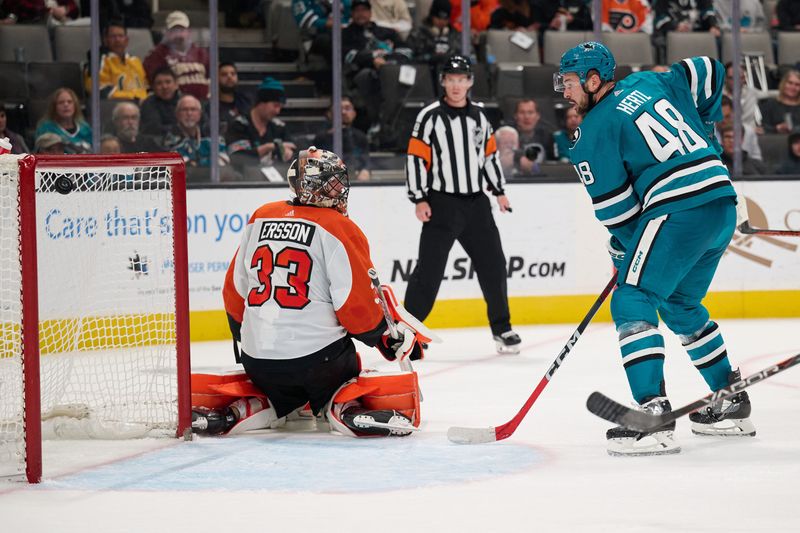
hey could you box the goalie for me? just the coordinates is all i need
[200,147,426,438]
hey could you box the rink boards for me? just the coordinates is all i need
[180,180,800,340]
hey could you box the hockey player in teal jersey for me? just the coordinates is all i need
[555,42,755,456]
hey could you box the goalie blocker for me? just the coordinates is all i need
[191,369,421,437]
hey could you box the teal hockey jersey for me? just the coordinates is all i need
[568,56,736,246]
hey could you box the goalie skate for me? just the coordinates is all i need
[494,330,521,355]
[341,407,418,437]
[606,397,681,456]
[690,370,756,437]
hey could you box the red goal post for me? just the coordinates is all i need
[0,154,191,483]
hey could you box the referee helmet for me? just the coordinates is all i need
[440,55,472,83]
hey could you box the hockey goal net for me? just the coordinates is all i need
[0,154,191,483]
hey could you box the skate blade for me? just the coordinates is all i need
[607,431,681,456]
[495,344,521,355]
[691,418,756,437]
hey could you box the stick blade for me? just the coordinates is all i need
[447,426,497,444]
[586,392,671,432]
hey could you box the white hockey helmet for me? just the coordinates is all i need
[287,147,350,214]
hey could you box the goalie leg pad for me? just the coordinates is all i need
[326,370,421,437]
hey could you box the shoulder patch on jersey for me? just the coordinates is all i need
[614,89,623,96]
[472,125,484,152]
[572,127,581,145]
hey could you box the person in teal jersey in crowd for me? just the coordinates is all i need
[35,88,92,154]
[555,41,755,456]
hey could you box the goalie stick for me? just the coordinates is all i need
[447,272,618,445]
[586,351,800,432]
[737,220,800,238]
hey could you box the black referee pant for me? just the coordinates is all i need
[404,190,511,336]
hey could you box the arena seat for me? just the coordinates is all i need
[127,28,156,60]
[0,62,28,101]
[777,32,800,66]
[28,62,84,100]
[0,25,52,62]
[54,26,91,63]
[666,32,717,64]
[602,33,654,67]
[721,32,774,66]
[543,31,592,66]
[486,30,540,67]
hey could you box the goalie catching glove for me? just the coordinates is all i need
[377,321,424,362]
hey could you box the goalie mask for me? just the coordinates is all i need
[287,147,350,214]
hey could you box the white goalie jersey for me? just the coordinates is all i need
[223,200,385,360]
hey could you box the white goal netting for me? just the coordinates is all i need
[0,155,188,481]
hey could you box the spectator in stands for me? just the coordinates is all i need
[451,0,497,39]
[495,125,542,178]
[0,0,78,24]
[600,0,653,33]
[724,62,762,132]
[165,95,230,169]
[35,88,92,154]
[226,77,296,173]
[489,0,546,30]
[34,133,65,155]
[719,124,767,175]
[714,0,766,32]
[510,98,554,165]
[312,96,370,181]
[343,0,412,133]
[218,62,252,135]
[0,107,29,154]
[652,1,720,63]
[79,0,153,29]
[776,132,800,174]
[543,1,593,31]
[99,134,121,154]
[776,0,800,31]
[408,0,464,69]
[141,67,181,137]
[553,105,582,162]
[292,0,353,61]
[371,0,412,38]
[143,11,210,100]
[718,95,762,161]
[759,69,800,134]
[110,101,162,153]
[85,21,149,103]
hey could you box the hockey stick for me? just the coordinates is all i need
[447,273,618,445]
[586,351,800,432]
[737,221,800,237]
[366,268,416,374]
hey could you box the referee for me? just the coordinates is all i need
[404,55,521,355]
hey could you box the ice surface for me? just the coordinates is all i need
[2,319,799,532]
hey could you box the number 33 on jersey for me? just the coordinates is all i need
[569,56,735,245]
[223,201,384,360]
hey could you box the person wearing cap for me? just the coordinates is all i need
[343,0,412,134]
[225,77,296,175]
[34,133,65,155]
[143,10,210,101]
[407,0,465,69]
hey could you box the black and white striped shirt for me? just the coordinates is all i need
[406,99,505,203]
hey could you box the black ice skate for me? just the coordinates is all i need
[606,397,681,456]
[690,369,756,437]
[341,406,416,437]
[494,330,522,355]
[191,408,237,435]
